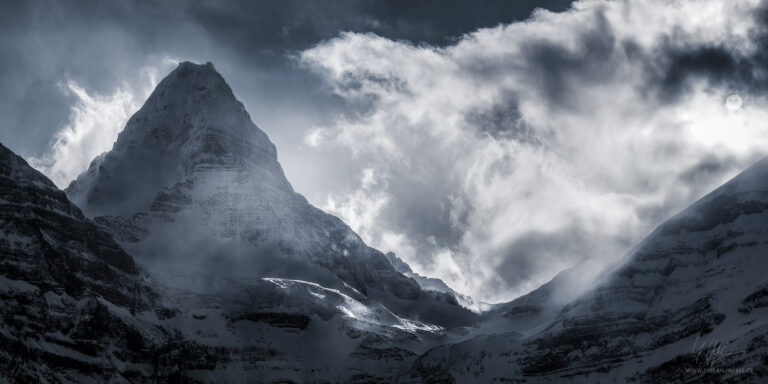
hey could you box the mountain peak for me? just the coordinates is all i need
[66,60,280,217]
[1,142,140,276]
[163,61,225,88]
[177,60,215,71]
[142,61,240,118]
[64,62,433,311]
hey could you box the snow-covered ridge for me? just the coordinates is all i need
[264,277,442,333]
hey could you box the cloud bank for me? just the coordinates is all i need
[301,0,768,302]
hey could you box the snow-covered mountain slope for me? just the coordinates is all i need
[0,142,471,383]
[406,157,768,383]
[65,62,475,327]
[142,274,467,383]
[472,257,616,337]
[0,142,166,381]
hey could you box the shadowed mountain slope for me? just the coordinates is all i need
[408,156,768,383]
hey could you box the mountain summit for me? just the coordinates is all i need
[67,61,285,218]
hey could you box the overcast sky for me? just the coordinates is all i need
[3,0,768,302]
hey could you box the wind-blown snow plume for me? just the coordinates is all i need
[301,0,768,302]
[30,60,177,188]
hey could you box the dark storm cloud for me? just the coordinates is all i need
[517,9,618,109]
[512,6,763,110]
[186,0,577,56]
[465,93,541,144]
[655,46,747,98]
[495,228,589,287]
[471,0,768,112]
[493,224,635,298]
[678,154,741,186]
[632,152,759,231]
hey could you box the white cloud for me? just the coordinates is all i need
[322,167,391,244]
[29,59,177,188]
[301,0,768,302]
[304,126,328,147]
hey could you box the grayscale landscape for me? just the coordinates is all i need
[2,0,768,382]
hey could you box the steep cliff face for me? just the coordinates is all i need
[66,62,425,305]
[408,157,768,383]
[0,143,153,308]
[0,143,164,381]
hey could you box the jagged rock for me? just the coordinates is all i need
[0,143,174,381]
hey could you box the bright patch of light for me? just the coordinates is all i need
[29,57,179,188]
[726,94,743,111]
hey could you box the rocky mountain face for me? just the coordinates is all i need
[0,143,164,381]
[406,157,768,383]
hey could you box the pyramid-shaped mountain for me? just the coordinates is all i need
[65,62,472,323]
[67,62,282,219]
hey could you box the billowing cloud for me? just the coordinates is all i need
[29,61,176,188]
[301,0,768,302]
